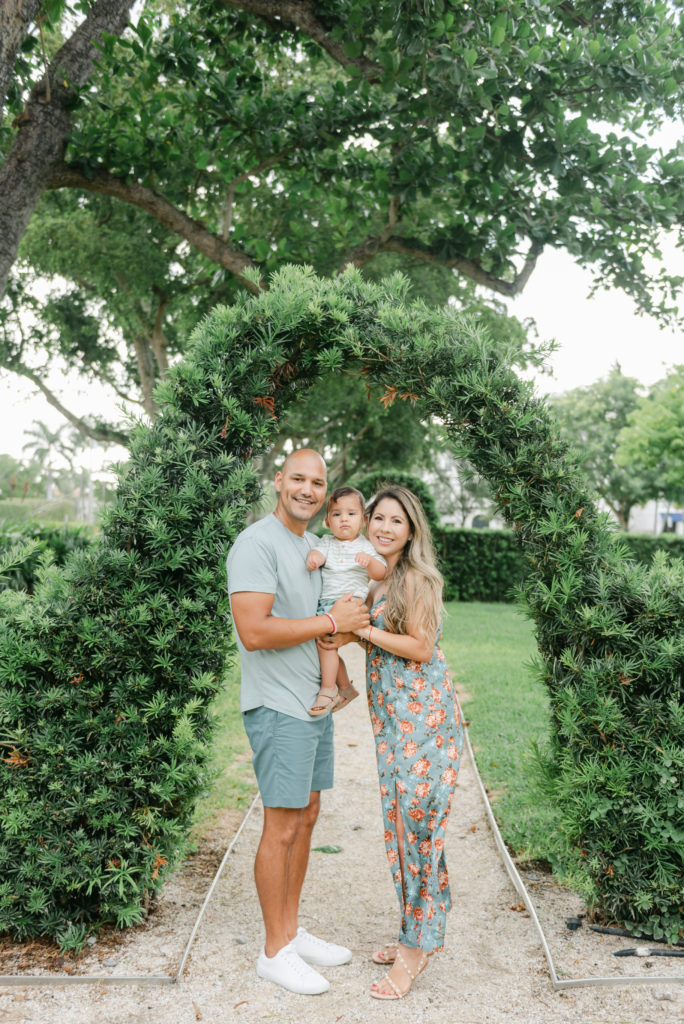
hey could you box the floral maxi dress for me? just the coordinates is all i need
[367,598,464,952]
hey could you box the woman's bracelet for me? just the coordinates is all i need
[324,612,337,634]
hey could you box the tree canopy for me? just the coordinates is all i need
[548,365,660,529]
[616,364,684,506]
[0,0,682,440]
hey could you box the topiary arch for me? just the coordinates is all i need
[0,266,682,949]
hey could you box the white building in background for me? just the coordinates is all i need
[430,455,682,536]
[626,500,684,536]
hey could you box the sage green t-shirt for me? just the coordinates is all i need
[226,514,323,721]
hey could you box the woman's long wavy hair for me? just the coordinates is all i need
[366,485,443,642]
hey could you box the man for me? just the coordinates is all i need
[227,449,370,994]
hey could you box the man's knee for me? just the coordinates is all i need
[263,806,304,847]
[301,790,321,830]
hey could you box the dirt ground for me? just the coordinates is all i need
[1,647,683,1024]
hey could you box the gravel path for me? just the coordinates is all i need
[1,647,682,1023]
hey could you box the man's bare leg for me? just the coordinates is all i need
[255,792,320,958]
[283,791,320,940]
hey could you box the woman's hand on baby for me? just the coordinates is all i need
[355,551,371,567]
[317,631,356,650]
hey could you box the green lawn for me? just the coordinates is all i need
[196,603,567,875]
[440,601,562,868]
[192,656,256,831]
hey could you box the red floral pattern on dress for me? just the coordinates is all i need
[367,598,464,954]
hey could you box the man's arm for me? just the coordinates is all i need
[231,591,370,652]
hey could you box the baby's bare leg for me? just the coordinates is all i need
[309,646,340,716]
[333,651,359,711]
[319,646,340,693]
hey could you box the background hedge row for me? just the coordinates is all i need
[5,519,684,604]
[437,527,684,602]
[0,524,94,593]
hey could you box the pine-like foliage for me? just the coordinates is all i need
[1,266,681,945]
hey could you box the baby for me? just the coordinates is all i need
[306,486,386,716]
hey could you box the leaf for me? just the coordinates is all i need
[343,39,363,59]
[312,845,343,854]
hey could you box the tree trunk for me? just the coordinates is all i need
[132,334,159,420]
[0,0,42,118]
[150,291,169,375]
[0,0,135,300]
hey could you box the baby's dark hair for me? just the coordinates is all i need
[326,485,366,517]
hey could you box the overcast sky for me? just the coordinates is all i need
[1,240,681,465]
[512,243,682,398]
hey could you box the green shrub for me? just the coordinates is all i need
[434,528,684,606]
[0,523,94,593]
[0,265,681,946]
[351,470,441,531]
[622,532,684,566]
[435,527,526,601]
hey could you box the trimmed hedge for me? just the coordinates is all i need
[435,528,684,604]
[436,527,525,602]
[0,524,94,593]
[351,470,441,532]
[620,532,684,566]
[1,265,682,948]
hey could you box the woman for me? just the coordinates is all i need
[322,485,464,999]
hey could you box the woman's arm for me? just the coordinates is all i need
[356,622,433,663]
[355,572,435,663]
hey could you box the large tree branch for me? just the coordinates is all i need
[48,164,265,294]
[4,361,130,446]
[0,0,136,301]
[0,0,42,118]
[344,233,544,298]
[221,0,381,79]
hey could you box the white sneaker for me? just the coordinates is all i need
[294,927,352,967]
[257,941,330,994]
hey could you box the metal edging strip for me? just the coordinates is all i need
[462,714,684,990]
[3,715,682,993]
[0,792,261,990]
[0,975,173,987]
[175,791,261,984]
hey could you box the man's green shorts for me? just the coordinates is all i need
[242,706,334,808]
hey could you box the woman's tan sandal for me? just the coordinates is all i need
[332,684,359,713]
[369,949,428,1000]
[308,692,337,717]
[371,943,398,964]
